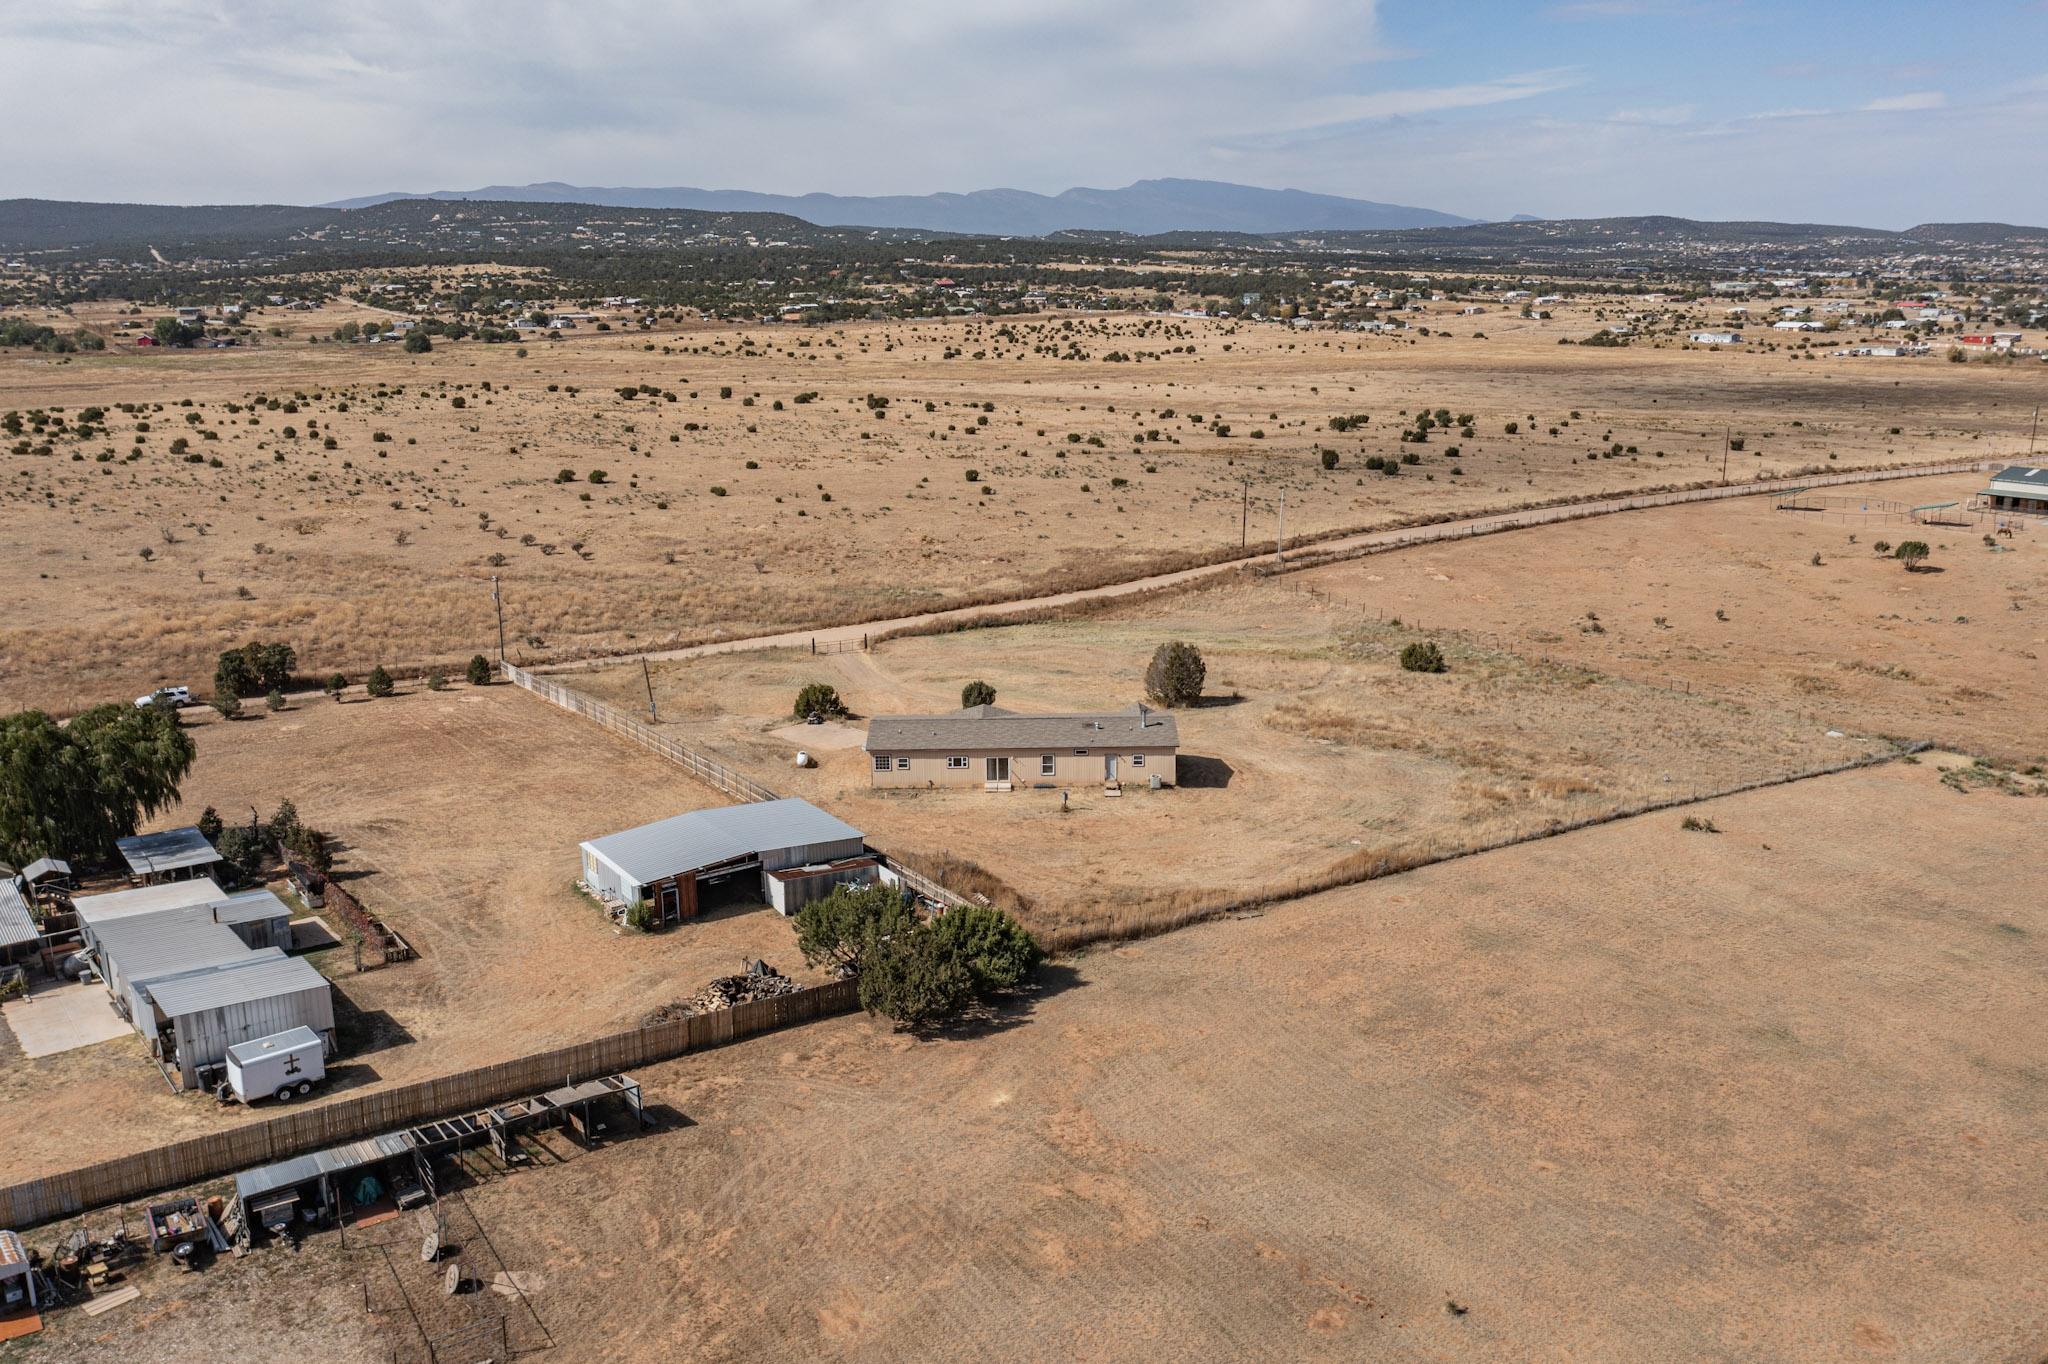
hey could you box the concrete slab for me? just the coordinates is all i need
[2,982,130,1057]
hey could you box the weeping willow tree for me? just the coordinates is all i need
[0,705,195,867]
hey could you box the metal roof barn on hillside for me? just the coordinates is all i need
[581,798,865,886]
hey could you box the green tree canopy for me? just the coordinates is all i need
[793,681,847,720]
[928,904,1042,998]
[794,881,914,976]
[0,705,195,866]
[858,921,975,1029]
[1144,641,1207,707]
[960,680,997,709]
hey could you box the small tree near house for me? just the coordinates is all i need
[960,680,997,708]
[365,665,394,698]
[1144,641,1206,707]
[466,654,494,686]
[792,681,848,720]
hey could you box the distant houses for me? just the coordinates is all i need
[1690,330,1743,345]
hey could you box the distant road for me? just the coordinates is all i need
[535,460,1991,675]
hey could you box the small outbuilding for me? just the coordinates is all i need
[0,882,37,965]
[580,798,866,927]
[20,857,71,893]
[1980,464,2048,516]
[116,826,224,884]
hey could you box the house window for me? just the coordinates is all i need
[896,757,911,770]
[1073,749,1088,756]
[1040,755,1056,776]
[1130,754,1146,767]
[946,756,969,769]
[873,754,892,772]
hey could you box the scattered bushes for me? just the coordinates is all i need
[365,665,394,698]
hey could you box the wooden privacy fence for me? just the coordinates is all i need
[0,978,858,1231]
[501,663,779,804]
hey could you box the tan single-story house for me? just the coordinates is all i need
[865,704,1179,790]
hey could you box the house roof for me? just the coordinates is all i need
[94,907,256,986]
[865,703,1180,753]
[75,878,229,927]
[116,826,222,877]
[147,953,327,1018]
[1987,465,2048,495]
[22,857,70,882]
[581,798,864,884]
[0,881,37,949]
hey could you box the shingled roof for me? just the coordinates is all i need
[865,704,1179,753]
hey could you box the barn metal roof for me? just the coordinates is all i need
[0,882,36,949]
[147,953,326,1017]
[865,703,1180,753]
[94,907,257,984]
[74,878,227,927]
[116,826,223,877]
[21,857,70,883]
[235,1130,415,1204]
[1987,465,2048,494]
[582,798,863,884]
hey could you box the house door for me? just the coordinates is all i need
[986,756,1010,783]
[658,884,680,926]
[1104,754,1119,781]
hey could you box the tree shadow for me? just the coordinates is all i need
[1176,755,1235,789]
[331,989,416,1057]
[1192,693,1247,709]
[917,961,1089,1040]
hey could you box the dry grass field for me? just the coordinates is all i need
[0,682,823,1185]
[26,756,2048,1363]
[4,298,2041,714]
[568,486,2047,941]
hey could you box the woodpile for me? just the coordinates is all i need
[640,966,800,1026]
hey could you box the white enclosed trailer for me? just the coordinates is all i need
[224,1025,328,1103]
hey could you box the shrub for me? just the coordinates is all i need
[466,654,493,686]
[324,673,346,702]
[365,665,394,698]
[426,671,447,691]
[625,897,655,931]
[265,688,285,712]
[960,680,997,708]
[859,922,976,1028]
[1145,641,1206,707]
[196,805,224,842]
[1894,540,1930,570]
[215,825,264,886]
[928,905,1042,998]
[1680,815,1720,833]
[795,882,913,975]
[1399,641,1447,673]
[403,331,431,353]
[792,681,847,720]
[211,689,242,719]
[588,469,607,484]
[1320,449,1338,470]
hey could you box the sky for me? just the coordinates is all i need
[5,0,2047,226]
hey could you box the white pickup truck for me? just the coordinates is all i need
[134,685,192,709]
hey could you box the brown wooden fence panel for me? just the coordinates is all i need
[0,978,859,1230]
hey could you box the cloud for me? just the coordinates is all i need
[1607,104,1696,126]
[1862,91,1947,112]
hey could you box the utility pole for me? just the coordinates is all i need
[1240,478,1249,549]
[491,576,506,664]
[2030,405,2040,458]
[1720,426,1730,486]
[1276,487,1287,561]
[641,656,659,723]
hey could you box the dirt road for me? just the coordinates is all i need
[536,459,1990,675]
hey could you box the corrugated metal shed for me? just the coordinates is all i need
[0,881,37,949]
[75,878,227,930]
[147,953,327,1017]
[582,798,864,886]
[865,702,1179,753]
[95,907,255,1018]
[21,857,70,883]
[116,826,223,877]
[235,1130,414,1205]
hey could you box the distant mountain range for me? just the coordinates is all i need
[321,177,1480,236]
